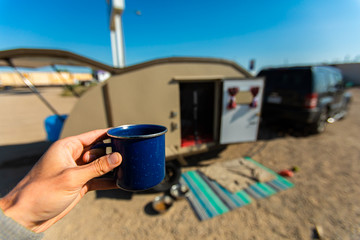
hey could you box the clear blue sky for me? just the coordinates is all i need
[1,0,360,72]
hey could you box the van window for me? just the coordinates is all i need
[259,69,312,94]
[334,72,343,87]
[328,71,337,88]
[313,70,329,93]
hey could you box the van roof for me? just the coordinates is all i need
[259,65,340,73]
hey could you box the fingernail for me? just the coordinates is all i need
[108,153,120,165]
[84,154,97,162]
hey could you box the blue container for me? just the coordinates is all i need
[44,114,67,142]
[107,124,167,191]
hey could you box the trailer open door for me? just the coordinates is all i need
[220,78,264,144]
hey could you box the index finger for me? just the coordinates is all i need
[73,128,110,147]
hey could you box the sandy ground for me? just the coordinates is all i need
[0,87,360,240]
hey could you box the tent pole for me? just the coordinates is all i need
[6,59,61,117]
[51,65,80,98]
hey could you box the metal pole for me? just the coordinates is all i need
[6,59,61,117]
[114,13,125,68]
[51,65,80,98]
[110,30,119,67]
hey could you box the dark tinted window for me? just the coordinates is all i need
[313,67,343,93]
[313,70,328,93]
[334,71,343,87]
[328,71,336,87]
[258,69,312,94]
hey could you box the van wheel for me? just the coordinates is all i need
[310,109,328,134]
[339,102,349,120]
[152,160,181,192]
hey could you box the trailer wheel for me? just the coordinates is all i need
[152,160,181,192]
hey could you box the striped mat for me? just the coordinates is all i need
[180,157,294,221]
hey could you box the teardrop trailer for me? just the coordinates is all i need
[0,48,265,191]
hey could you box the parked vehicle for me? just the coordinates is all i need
[257,66,352,134]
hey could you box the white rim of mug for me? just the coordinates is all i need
[107,124,168,139]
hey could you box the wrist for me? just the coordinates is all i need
[0,197,9,210]
[0,195,38,232]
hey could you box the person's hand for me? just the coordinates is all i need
[0,129,122,233]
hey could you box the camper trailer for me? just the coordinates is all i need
[60,57,264,158]
[60,57,265,189]
[0,49,264,190]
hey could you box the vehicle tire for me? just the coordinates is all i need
[339,101,349,120]
[309,108,328,134]
[152,160,182,192]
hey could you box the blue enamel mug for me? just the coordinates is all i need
[100,124,167,191]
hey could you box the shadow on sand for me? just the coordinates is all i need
[258,120,312,140]
[0,122,310,199]
[0,141,51,167]
[96,188,134,200]
[143,201,163,216]
[0,88,43,95]
[0,141,52,197]
[0,165,33,197]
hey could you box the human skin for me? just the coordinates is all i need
[0,129,122,233]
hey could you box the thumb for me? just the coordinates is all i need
[77,152,122,182]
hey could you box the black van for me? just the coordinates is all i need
[257,66,351,133]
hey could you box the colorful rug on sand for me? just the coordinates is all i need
[180,157,294,221]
